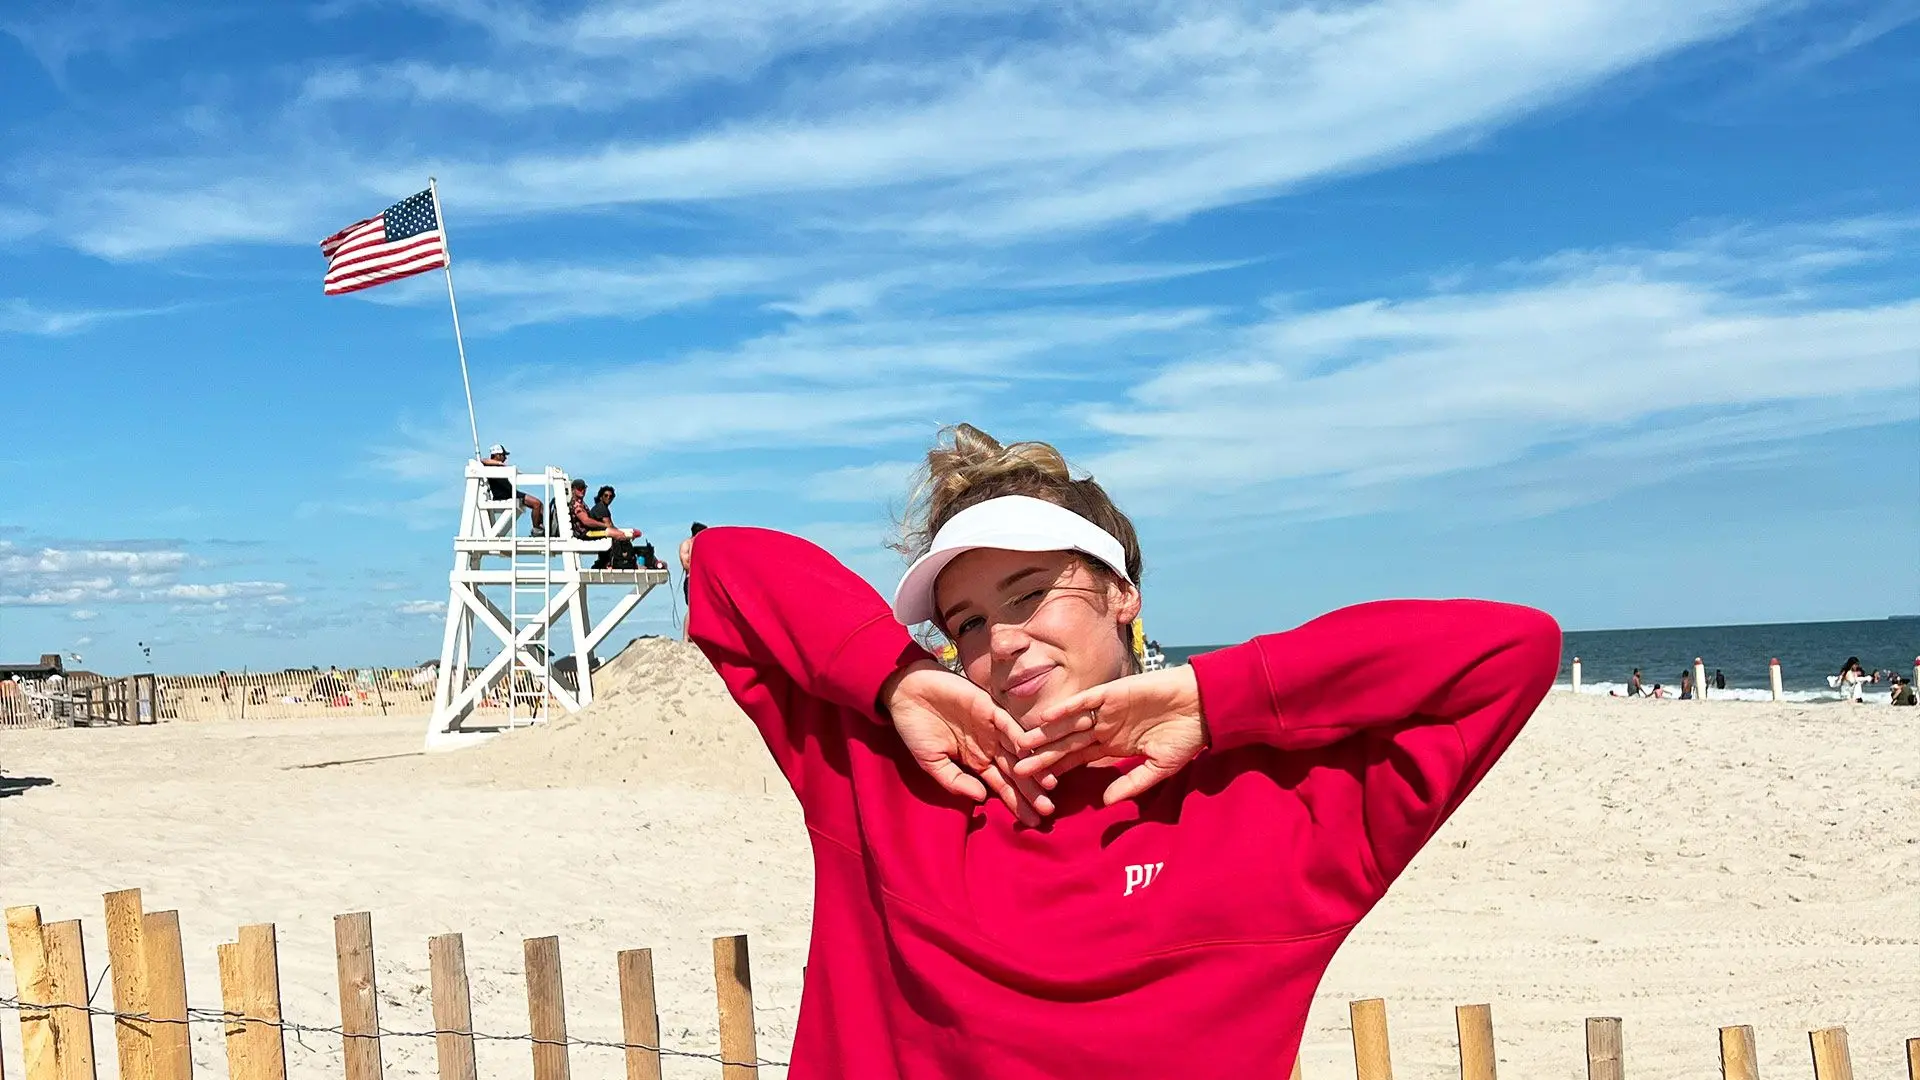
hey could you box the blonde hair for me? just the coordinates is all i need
[896,424,1146,659]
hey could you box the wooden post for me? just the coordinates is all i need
[1694,658,1708,701]
[1769,658,1783,702]
[1291,1057,1304,1080]
[426,934,478,1080]
[333,914,383,1080]
[1718,1025,1758,1080]
[1905,1038,1918,1080]
[523,937,571,1080]
[6,906,59,1080]
[1571,658,1582,694]
[1808,1028,1852,1080]
[216,943,248,1080]
[616,950,663,1080]
[712,935,759,1080]
[141,912,191,1080]
[44,920,98,1080]
[1585,1017,1623,1080]
[102,890,153,1080]
[1455,1004,1496,1080]
[1350,999,1392,1080]
[218,926,287,1080]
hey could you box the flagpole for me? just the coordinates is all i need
[428,176,482,459]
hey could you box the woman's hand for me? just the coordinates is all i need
[1011,666,1209,805]
[880,660,1053,825]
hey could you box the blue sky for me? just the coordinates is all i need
[2,0,1916,675]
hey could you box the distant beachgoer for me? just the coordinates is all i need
[1836,657,1867,703]
[1892,677,1917,707]
[679,522,708,604]
[1713,668,1726,691]
[568,480,640,561]
[1649,683,1668,699]
[585,485,656,570]
[1679,670,1693,700]
[682,421,1562,1076]
[480,444,547,536]
[1627,668,1644,697]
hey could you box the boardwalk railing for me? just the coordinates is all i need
[5,890,1916,1080]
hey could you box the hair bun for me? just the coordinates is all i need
[928,423,1071,501]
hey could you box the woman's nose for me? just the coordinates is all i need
[988,621,1028,660]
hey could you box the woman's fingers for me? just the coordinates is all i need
[998,751,1054,817]
[1009,708,1097,753]
[979,763,1040,826]
[1011,729,1099,776]
[1024,684,1112,731]
[1025,742,1109,787]
[1104,759,1177,805]
[989,705,1031,757]
[921,756,987,803]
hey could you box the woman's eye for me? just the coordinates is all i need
[1015,588,1047,606]
[953,616,985,637]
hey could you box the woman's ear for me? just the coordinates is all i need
[1110,581,1142,626]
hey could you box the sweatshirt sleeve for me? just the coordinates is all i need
[1187,599,1560,890]
[685,526,931,800]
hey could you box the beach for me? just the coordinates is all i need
[2,639,1914,1080]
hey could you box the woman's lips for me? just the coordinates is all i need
[1003,664,1055,700]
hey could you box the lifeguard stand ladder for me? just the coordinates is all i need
[425,460,668,750]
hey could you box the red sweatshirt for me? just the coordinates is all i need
[688,527,1560,1080]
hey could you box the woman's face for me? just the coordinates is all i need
[933,547,1140,725]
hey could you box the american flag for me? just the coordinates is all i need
[320,189,448,295]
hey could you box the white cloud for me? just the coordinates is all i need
[397,599,445,616]
[366,255,804,331]
[0,546,187,577]
[372,303,1210,481]
[1,1,191,76]
[159,582,289,602]
[1081,225,1920,517]
[22,0,1794,257]
[363,218,1920,530]
[349,250,1246,331]
[806,461,920,503]
[71,609,98,621]
[415,0,1791,240]
[0,207,45,243]
[0,542,293,608]
[0,298,174,336]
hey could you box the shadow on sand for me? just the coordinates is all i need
[0,774,55,798]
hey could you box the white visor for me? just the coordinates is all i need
[892,495,1131,627]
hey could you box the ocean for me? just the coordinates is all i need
[1162,617,1920,704]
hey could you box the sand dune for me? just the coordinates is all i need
[2,639,1914,1079]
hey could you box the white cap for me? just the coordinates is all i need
[488,443,508,456]
[891,495,1131,626]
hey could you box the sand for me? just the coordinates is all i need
[2,639,1914,1080]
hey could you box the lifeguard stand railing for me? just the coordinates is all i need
[426,460,667,750]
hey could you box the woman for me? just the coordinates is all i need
[687,425,1560,1079]
[1836,656,1867,703]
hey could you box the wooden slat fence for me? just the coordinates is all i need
[3,890,1916,1080]
[0,675,153,730]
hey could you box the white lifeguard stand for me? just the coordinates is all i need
[425,460,668,750]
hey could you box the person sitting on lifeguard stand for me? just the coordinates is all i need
[567,479,648,568]
[480,444,547,536]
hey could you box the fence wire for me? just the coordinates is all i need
[0,994,790,1070]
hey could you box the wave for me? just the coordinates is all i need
[1553,680,1897,704]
